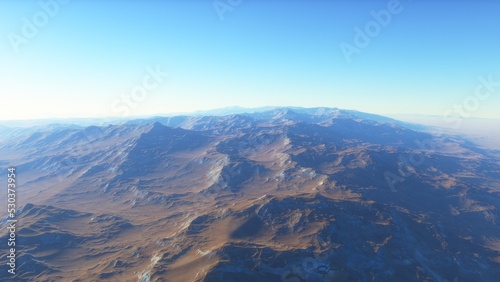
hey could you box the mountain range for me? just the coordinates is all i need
[0,107,499,281]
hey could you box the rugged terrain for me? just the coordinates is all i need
[0,107,499,281]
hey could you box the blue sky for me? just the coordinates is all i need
[1,0,499,120]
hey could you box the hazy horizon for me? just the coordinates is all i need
[1,103,499,122]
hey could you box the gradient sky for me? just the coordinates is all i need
[1,0,499,120]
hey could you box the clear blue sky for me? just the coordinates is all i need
[1,0,499,120]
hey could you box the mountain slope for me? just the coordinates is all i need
[0,107,499,281]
